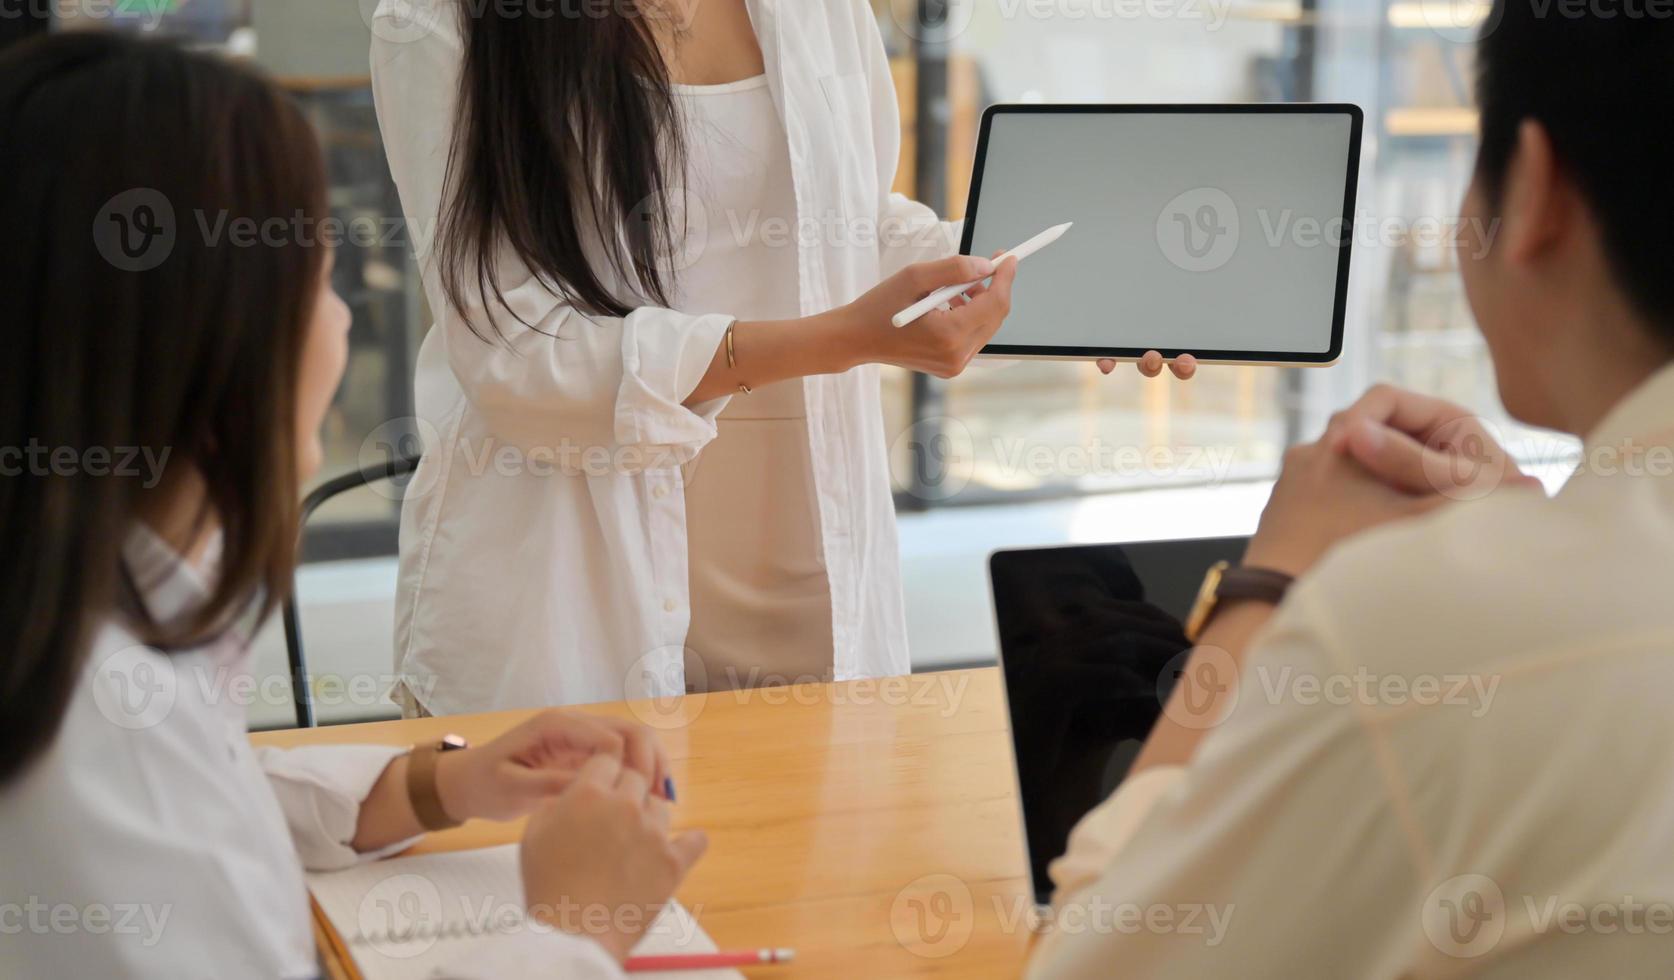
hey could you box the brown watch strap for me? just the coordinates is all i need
[1216,566,1295,606]
[405,739,465,832]
[1187,564,1295,642]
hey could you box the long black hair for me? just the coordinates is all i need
[439,3,689,330]
[0,33,330,787]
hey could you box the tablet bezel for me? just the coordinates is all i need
[962,103,1365,366]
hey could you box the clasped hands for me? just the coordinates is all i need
[1245,383,1544,579]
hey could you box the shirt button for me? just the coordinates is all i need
[663,599,678,613]
[653,486,669,499]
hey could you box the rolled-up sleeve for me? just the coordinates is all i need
[370,11,732,463]
[255,744,417,871]
[1045,765,1187,903]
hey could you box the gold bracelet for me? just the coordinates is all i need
[725,321,751,394]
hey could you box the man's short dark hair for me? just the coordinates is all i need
[1476,0,1674,342]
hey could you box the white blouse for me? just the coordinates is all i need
[0,527,620,978]
[369,0,959,714]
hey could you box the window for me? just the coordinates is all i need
[875,0,1578,506]
[37,0,1575,567]
[47,0,427,562]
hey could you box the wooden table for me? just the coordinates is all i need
[252,668,1034,978]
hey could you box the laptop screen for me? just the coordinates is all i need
[989,537,1248,905]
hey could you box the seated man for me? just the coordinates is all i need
[1028,3,1674,977]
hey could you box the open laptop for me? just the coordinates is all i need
[988,536,1249,906]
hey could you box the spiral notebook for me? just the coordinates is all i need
[307,844,742,980]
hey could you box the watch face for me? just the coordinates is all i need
[1185,562,1229,642]
[439,734,469,752]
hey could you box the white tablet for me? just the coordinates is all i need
[964,104,1364,365]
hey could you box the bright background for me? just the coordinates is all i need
[35,0,1580,727]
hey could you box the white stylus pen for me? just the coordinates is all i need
[891,222,1073,328]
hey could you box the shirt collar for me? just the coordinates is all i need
[1563,360,1674,493]
[121,523,223,629]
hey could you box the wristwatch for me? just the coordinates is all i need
[406,733,469,832]
[1184,562,1295,643]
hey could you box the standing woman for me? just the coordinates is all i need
[371,0,1195,714]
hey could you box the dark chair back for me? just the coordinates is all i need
[281,454,421,728]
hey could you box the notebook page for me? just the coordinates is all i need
[308,844,741,980]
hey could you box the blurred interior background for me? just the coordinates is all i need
[14,0,1579,726]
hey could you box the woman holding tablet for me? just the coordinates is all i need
[370,0,1197,713]
[0,34,693,976]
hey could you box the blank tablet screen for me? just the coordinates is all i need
[965,106,1362,363]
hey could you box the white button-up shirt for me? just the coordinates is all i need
[0,527,621,978]
[370,0,958,713]
[1027,363,1674,978]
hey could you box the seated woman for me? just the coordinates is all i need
[0,33,701,977]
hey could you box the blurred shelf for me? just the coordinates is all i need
[1226,2,1313,24]
[1386,1,1490,29]
[1385,105,1477,137]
